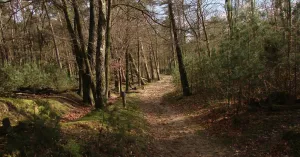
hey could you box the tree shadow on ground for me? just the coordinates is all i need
[152,90,300,156]
[0,100,65,157]
[201,108,300,156]
[161,92,300,156]
[48,93,86,107]
[59,95,148,157]
[141,91,232,156]
[0,100,33,120]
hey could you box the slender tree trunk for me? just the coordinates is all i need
[169,20,176,68]
[137,37,141,86]
[119,62,123,96]
[10,3,16,65]
[130,62,134,84]
[287,0,292,94]
[36,24,43,66]
[154,35,161,80]
[29,30,34,64]
[125,46,129,92]
[45,4,62,69]
[105,0,112,98]
[140,41,151,82]
[111,43,120,93]
[66,49,73,77]
[196,0,202,58]
[226,0,233,36]
[77,56,84,96]
[183,7,201,57]
[115,69,120,93]
[226,0,233,107]
[168,0,191,96]
[95,0,107,109]
[128,52,146,85]
[125,3,130,92]
[295,8,299,97]
[198,0,211,57]
[0,10,8,65]
[149,46,155,80]
[137,22,141,86]
[295,40,298,97]
[87,0,96,67]
[121,67,126,82]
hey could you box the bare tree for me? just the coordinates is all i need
[168,0,191,96]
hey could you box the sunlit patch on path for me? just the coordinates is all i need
[137,75,230,157]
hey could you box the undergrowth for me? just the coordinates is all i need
[0,93,147,157]
[62,94,148,156]
[0,63,76,94]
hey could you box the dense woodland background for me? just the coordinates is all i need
[0,0,299,106]
[0,0,300,156]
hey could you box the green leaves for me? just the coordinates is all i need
[0,63,76,94]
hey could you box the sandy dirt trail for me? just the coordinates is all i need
[138,75,230,157]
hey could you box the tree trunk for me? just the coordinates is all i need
[225,0,233,106]
[45,4,62,69]
[66,49,73,77]
[168,0,191,96]
[77,56,84,96]
[130,62,134,84]
[140,41,151,82]
[95,0,107,109]
[183,7,201,58]
[137,37,141,86]
[72,0,96,104]
[128,52,146,85]
[149,45,155,80]
[111,43,120,93]
[60,0,96,103]
[287,0,292,94]
[105,0,112,98]
[87,0,96,67]
[226,0,233,36]
[154,35,161,80]
[119,63,123,96]
[125,46,129,92]
[198,0,211,57]
[169,20,177,68]
[60,0,83,94]
[0,10,8,65]
[36,25,43,66]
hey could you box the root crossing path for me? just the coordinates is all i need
[138,75,230,157]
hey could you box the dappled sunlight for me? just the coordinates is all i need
[138,75,231,156]
[0,0,299,155]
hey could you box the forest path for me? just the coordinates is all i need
[138,75,230,157]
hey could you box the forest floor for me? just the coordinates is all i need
[1,75,300,156]
[138,76,230,157]
[138,75,300,157]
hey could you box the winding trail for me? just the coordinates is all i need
[138,75,230,157]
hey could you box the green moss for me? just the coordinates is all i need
[0,98,36,125]
[78,110,108,122]
[0,97,73,126]
[1,93,148,156]
[61,94,147,139]
[46,99,72,116]
[63,139,82,157]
